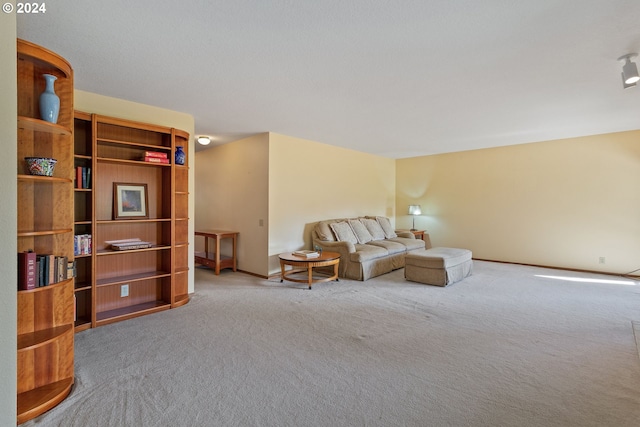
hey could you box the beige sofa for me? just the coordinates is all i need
[311,216,428,281]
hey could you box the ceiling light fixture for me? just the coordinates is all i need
[618,53,639,88]
[197,136,211,145]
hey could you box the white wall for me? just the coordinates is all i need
[75,90,196,292]
[0,13,18,424]
[267,133,396,274]
[397,131,640,274]
[194,133,271,276]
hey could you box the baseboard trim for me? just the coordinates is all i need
[472,258,640,279]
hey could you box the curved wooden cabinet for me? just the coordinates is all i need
[17,39,75,424]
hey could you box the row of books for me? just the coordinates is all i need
[74,234,92,255]
[75,166,91,189]
[142,150,170,164]
[18,251,75,290]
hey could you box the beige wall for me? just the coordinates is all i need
[0,13,18,425]
[396,131,640,274]
[267,133,396,274]
[76,90,197,292]
[194,133,271,276]
[194,132,396,277]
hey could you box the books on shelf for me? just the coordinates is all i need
[17,250,69,290]
[74,234,92,255]
[292,250,320,258]
[142,151,169,164]
[105,238,153,251]
[75,166,91,189]
[18,250,36,290]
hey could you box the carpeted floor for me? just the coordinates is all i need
[24,261,640,426]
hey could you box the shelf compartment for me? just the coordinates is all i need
[17,325,73,351]
[96,270,171,287]
[96,301,171,326]
[17,378,73,425]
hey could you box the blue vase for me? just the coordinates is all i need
[39,74,60,124]
[175,146,185,165]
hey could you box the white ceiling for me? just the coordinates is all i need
[17,0,640,158]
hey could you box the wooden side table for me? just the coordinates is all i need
[194,230,238,275]
[410,230,426,240]
[279,251,340,289]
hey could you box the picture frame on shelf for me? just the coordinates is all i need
[113,182,148,219]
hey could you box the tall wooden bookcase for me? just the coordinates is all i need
[16,39,75,424]
[73,113,190,328]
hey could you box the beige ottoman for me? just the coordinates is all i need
[405,248,473,286]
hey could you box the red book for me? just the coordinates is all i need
[143,151,167,159]
[144,156,170,164]
[76,167,82,189]
[18,250,36,290]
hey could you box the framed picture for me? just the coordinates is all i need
[113,183,149,219]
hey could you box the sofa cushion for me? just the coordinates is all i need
[348,219,373,244]
[366,240,406,255]
[361,218,386,241]
[389,237,426,251]
[350,244,388,262]
[376,216,397,239]
[315,220,336,242]
[329,221,358,244]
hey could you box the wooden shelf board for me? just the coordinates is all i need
[97,156,171,167]
[17,377,73,424]
[74,188,92,192]
[74,154,92,160]
[18,174,72,184]
[96,218,171,224]
[173,294,190,307]
[74,321,92,333]
[18,116,72,135]
[74,285,92,292]
[96,301,171,324]
[18,278,73,295]
[96,245,171,256]
[18,39,72,77]
[18,228,73,237]
[18,324,73,351]
[96,270,171,287]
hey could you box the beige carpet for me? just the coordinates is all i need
[24,261,640,426]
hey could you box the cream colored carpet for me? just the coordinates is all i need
[24,261,640,426]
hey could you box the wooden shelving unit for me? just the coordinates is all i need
[16,39,75,424]
[73,113,190,328]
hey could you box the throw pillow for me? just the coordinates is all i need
[329,221,358,244]
[361,218,386,241]
[376,216,397,239]
[348,219,373,244]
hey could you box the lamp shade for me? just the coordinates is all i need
[408,205,422,216]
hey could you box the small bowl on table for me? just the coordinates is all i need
[25,157,57,177]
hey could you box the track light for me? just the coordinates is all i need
[197,136,211,145]
[618,53,639,89]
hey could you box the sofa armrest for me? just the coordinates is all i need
[312,239,356,258]
[395,230,415,239]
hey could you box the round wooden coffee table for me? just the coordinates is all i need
[279,251,340,289]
